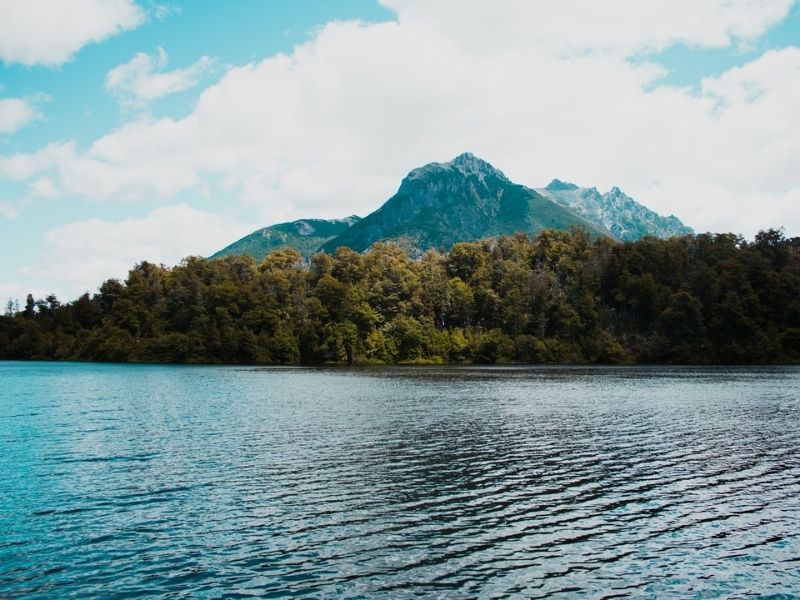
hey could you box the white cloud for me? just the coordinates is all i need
[0,139,200,201]
[30,177,59,199]
[0,97,38,134]
[0,201,19,219]
[16,204,250,299]
[702,46,800,106]
[151,3,181,20]
[1,0,799,255]
[382,0,796,56]
[0,0,145,67]
[106,47,215,110]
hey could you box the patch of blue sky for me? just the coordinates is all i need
[0,0,395,150]
[0,182,135,281]
[0,174,251,295]
[0,1,395,295]
[643,4,800,91]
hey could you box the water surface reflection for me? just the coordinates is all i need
[1,363,798,597]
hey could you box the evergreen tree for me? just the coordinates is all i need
[0,229,797,365]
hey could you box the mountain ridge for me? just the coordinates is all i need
[213,153,693,260]
[212,216,360,261]
[536,180,693,241]
[320,153,612,254]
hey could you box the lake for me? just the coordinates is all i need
[1,362,799,598]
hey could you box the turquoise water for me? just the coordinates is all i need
[1,362,799,598]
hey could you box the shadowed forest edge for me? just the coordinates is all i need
[2,228,799,365]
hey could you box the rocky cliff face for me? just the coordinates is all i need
[536,180,693,241]
[213,154,695,260]
[320,153,612,254]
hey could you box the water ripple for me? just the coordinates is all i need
[1,363,799,598]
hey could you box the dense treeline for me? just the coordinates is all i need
[2,228,799,364]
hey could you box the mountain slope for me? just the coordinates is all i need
[536,180,693,241]
[321,153,612,254]
[213,216,360,261]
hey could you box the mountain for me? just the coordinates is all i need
[212,216,360,261]
[213,153,695,261]
[319,153,612,254]
[536,180,693,241]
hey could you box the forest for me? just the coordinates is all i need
[1,228,799,365]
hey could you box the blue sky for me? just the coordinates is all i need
[1,0,799,301]
[649,4,800,88]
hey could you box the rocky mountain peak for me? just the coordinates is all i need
[449,152,507,180]
[536,181,694,241]
[545,179,579,192]
[400,152,509,192]
[215,154,695,261]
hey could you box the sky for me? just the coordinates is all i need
[1,0,799,302]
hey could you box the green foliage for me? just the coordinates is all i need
[1,228,798,364]
[318,155,612,255]
[213,217,360,261]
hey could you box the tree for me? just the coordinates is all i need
[24,294,35,318]
[1,229,797,365]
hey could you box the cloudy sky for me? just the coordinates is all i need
[1,0,799,301]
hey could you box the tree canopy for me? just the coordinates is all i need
[2,229,798,365]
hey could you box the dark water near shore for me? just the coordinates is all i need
[1,362,799,598]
